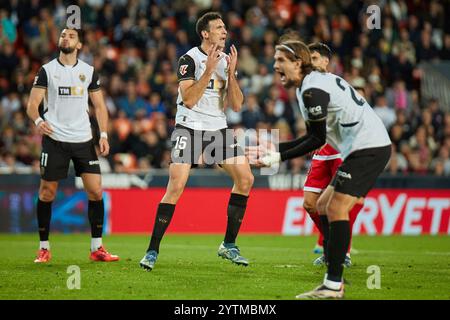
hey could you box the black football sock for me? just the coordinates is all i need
[326,220,351,283]
[88,199,104,238]
[148,203,176,253]
[37,199,52,241]
[319,215,329,261]
[224,193,248,244]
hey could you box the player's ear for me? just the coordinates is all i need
[201,30,209,40]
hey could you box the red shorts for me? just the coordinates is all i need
[304,156,342,193]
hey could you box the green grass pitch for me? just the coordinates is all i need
[0,234,449,300]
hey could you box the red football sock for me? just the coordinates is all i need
[308,213,323,246]
[347,202,364,253]
[318,231,324,246]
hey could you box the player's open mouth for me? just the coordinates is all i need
[278,71,286,82]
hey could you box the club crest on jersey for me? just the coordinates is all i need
[179,65,188,76]
[79,74,86,82]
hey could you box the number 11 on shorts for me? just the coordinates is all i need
[41,152,49,167]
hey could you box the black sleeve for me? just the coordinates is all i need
[278,88,330,160]
[33,67,48,88]
[279,119,327,161]
[279,128,310,153]
[88,70,101,91]
[303,87,330,121]
[177,54,196,82]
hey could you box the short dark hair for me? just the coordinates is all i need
[63,27,84,43]
[196,12,222,40]
[308,42,331,59]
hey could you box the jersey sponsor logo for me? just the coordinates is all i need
[309,105,323,116]
[89,160,100,166]
[58,86,84,96]
[179,64,188,76]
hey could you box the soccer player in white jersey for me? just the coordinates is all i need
[254,37,391,298]
[140,12,254,271]
[304,43,365,268]
[27,28,119,263]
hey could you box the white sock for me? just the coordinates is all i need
[91,238,102,252]
[40,241,50,250]
[323,273,342,291]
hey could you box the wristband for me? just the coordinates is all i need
[34,117,44,126]
[100,132,108,139]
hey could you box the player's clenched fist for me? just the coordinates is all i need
[37,120,54,136]
[99,137,110,156]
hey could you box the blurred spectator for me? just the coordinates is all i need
[0,9,17,44]
[146,92,166,117]
[241,94,264,129]
[430,145,450,176]
[116,80,150,118]
[373,95,397,130]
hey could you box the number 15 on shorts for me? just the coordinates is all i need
[175,136,187,150]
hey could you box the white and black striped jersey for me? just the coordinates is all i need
[296,71,391,159]
[175,46,229,131]
[33,58,100,143]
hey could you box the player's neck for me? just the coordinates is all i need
[296,73,306,88]
[58,52,78,66]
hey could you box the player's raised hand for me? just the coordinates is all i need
[205,44,222,74]
[99,137,110,156]
[227,45,238,76]
[37,121,54,136]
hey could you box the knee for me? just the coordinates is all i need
[303,198,317,215]
[86,187,103,201]
[316,197,328,215]
[236,173,254,193]
[171,180,186,195]
[39,185,56,202]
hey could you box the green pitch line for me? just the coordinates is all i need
[0,234,449,300]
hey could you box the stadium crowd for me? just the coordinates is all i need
[0,0,449,176]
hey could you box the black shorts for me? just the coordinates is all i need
[40,136,101,181]
[330,145,391,197]
[170,124,244,166]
